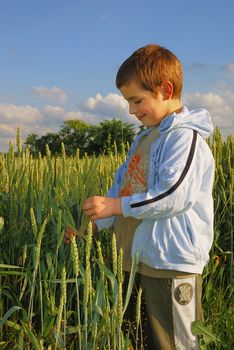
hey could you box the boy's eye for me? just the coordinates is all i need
[134,99,142,104]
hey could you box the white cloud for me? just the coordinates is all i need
[1,88,233,153]
[0,137,15,153]
[0,122,54,153]
[43,105,66,116]
[84,93,127,113]
[42,105,66,124]
[0,123,18,138]
[83,92,136,125]
[0,123,52,139]
[0,93,137,152]
[0,95,124,151]
[64,111,99,125]
[0,103,63,152]
[0,103,43,124]
[183,92,230,113]
[183,91,234,135]
[32,86,68,102]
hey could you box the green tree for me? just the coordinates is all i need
[35,133,62,156]
[24,133,40,156]
[59,119,97,156]
[89,119,135,155]
[24,119,136,157]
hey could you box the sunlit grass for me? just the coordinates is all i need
[0,128,233,349]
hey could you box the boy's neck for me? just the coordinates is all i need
[165,99,183,118]
[173,105,183,114]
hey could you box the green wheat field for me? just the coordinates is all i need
[0,128,233,349]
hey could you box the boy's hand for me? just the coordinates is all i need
[64,225,80,245]
[83,196,122,221]
[64,222,97,245]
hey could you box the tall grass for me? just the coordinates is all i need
[197,129,234,349]
[0,128,233,349]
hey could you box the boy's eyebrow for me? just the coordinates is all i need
[125,96,141,101]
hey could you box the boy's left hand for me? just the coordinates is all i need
[83,196,122,221]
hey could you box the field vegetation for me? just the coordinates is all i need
[0,128,233,349]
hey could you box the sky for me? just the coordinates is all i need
[0,0,234,152]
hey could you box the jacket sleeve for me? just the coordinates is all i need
[121,129,204,219]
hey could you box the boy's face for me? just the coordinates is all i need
[120,79,171,127]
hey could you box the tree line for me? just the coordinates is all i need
[25,119,138,157]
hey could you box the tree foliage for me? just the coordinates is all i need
[25,119,136,157]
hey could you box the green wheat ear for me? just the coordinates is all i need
[136,287,142,328]
[117,248,123,284]
[55,266,66,348]
[96,240,104,264]
[0,217,4,232]
[71,236,80,278]
[16,127,22,155]
[112,233,117,277]
[30,208,38,237]
[117,278,123,327]
[86,221,93,264]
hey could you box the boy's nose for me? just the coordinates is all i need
[129,104,136,115]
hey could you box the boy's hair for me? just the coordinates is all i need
[116,44,183,99]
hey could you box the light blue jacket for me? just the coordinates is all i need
[96,106,215,274]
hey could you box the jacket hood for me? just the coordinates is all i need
[159,105,214,139]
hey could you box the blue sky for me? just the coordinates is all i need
[0,0,234,151]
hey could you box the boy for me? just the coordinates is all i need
[65,44,215,349]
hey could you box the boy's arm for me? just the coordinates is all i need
[92,132,146,228]
[83,129,201,222]
[83,129,206,222]
[64,160,127,243]
[120,129,214,220]
[83,162,126,231]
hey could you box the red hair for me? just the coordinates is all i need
[116,44,183,99]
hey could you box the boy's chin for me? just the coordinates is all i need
[142,122,159,128]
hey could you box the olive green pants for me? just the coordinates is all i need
[123,273,203,350]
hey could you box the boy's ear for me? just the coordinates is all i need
[161,81,173,100]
